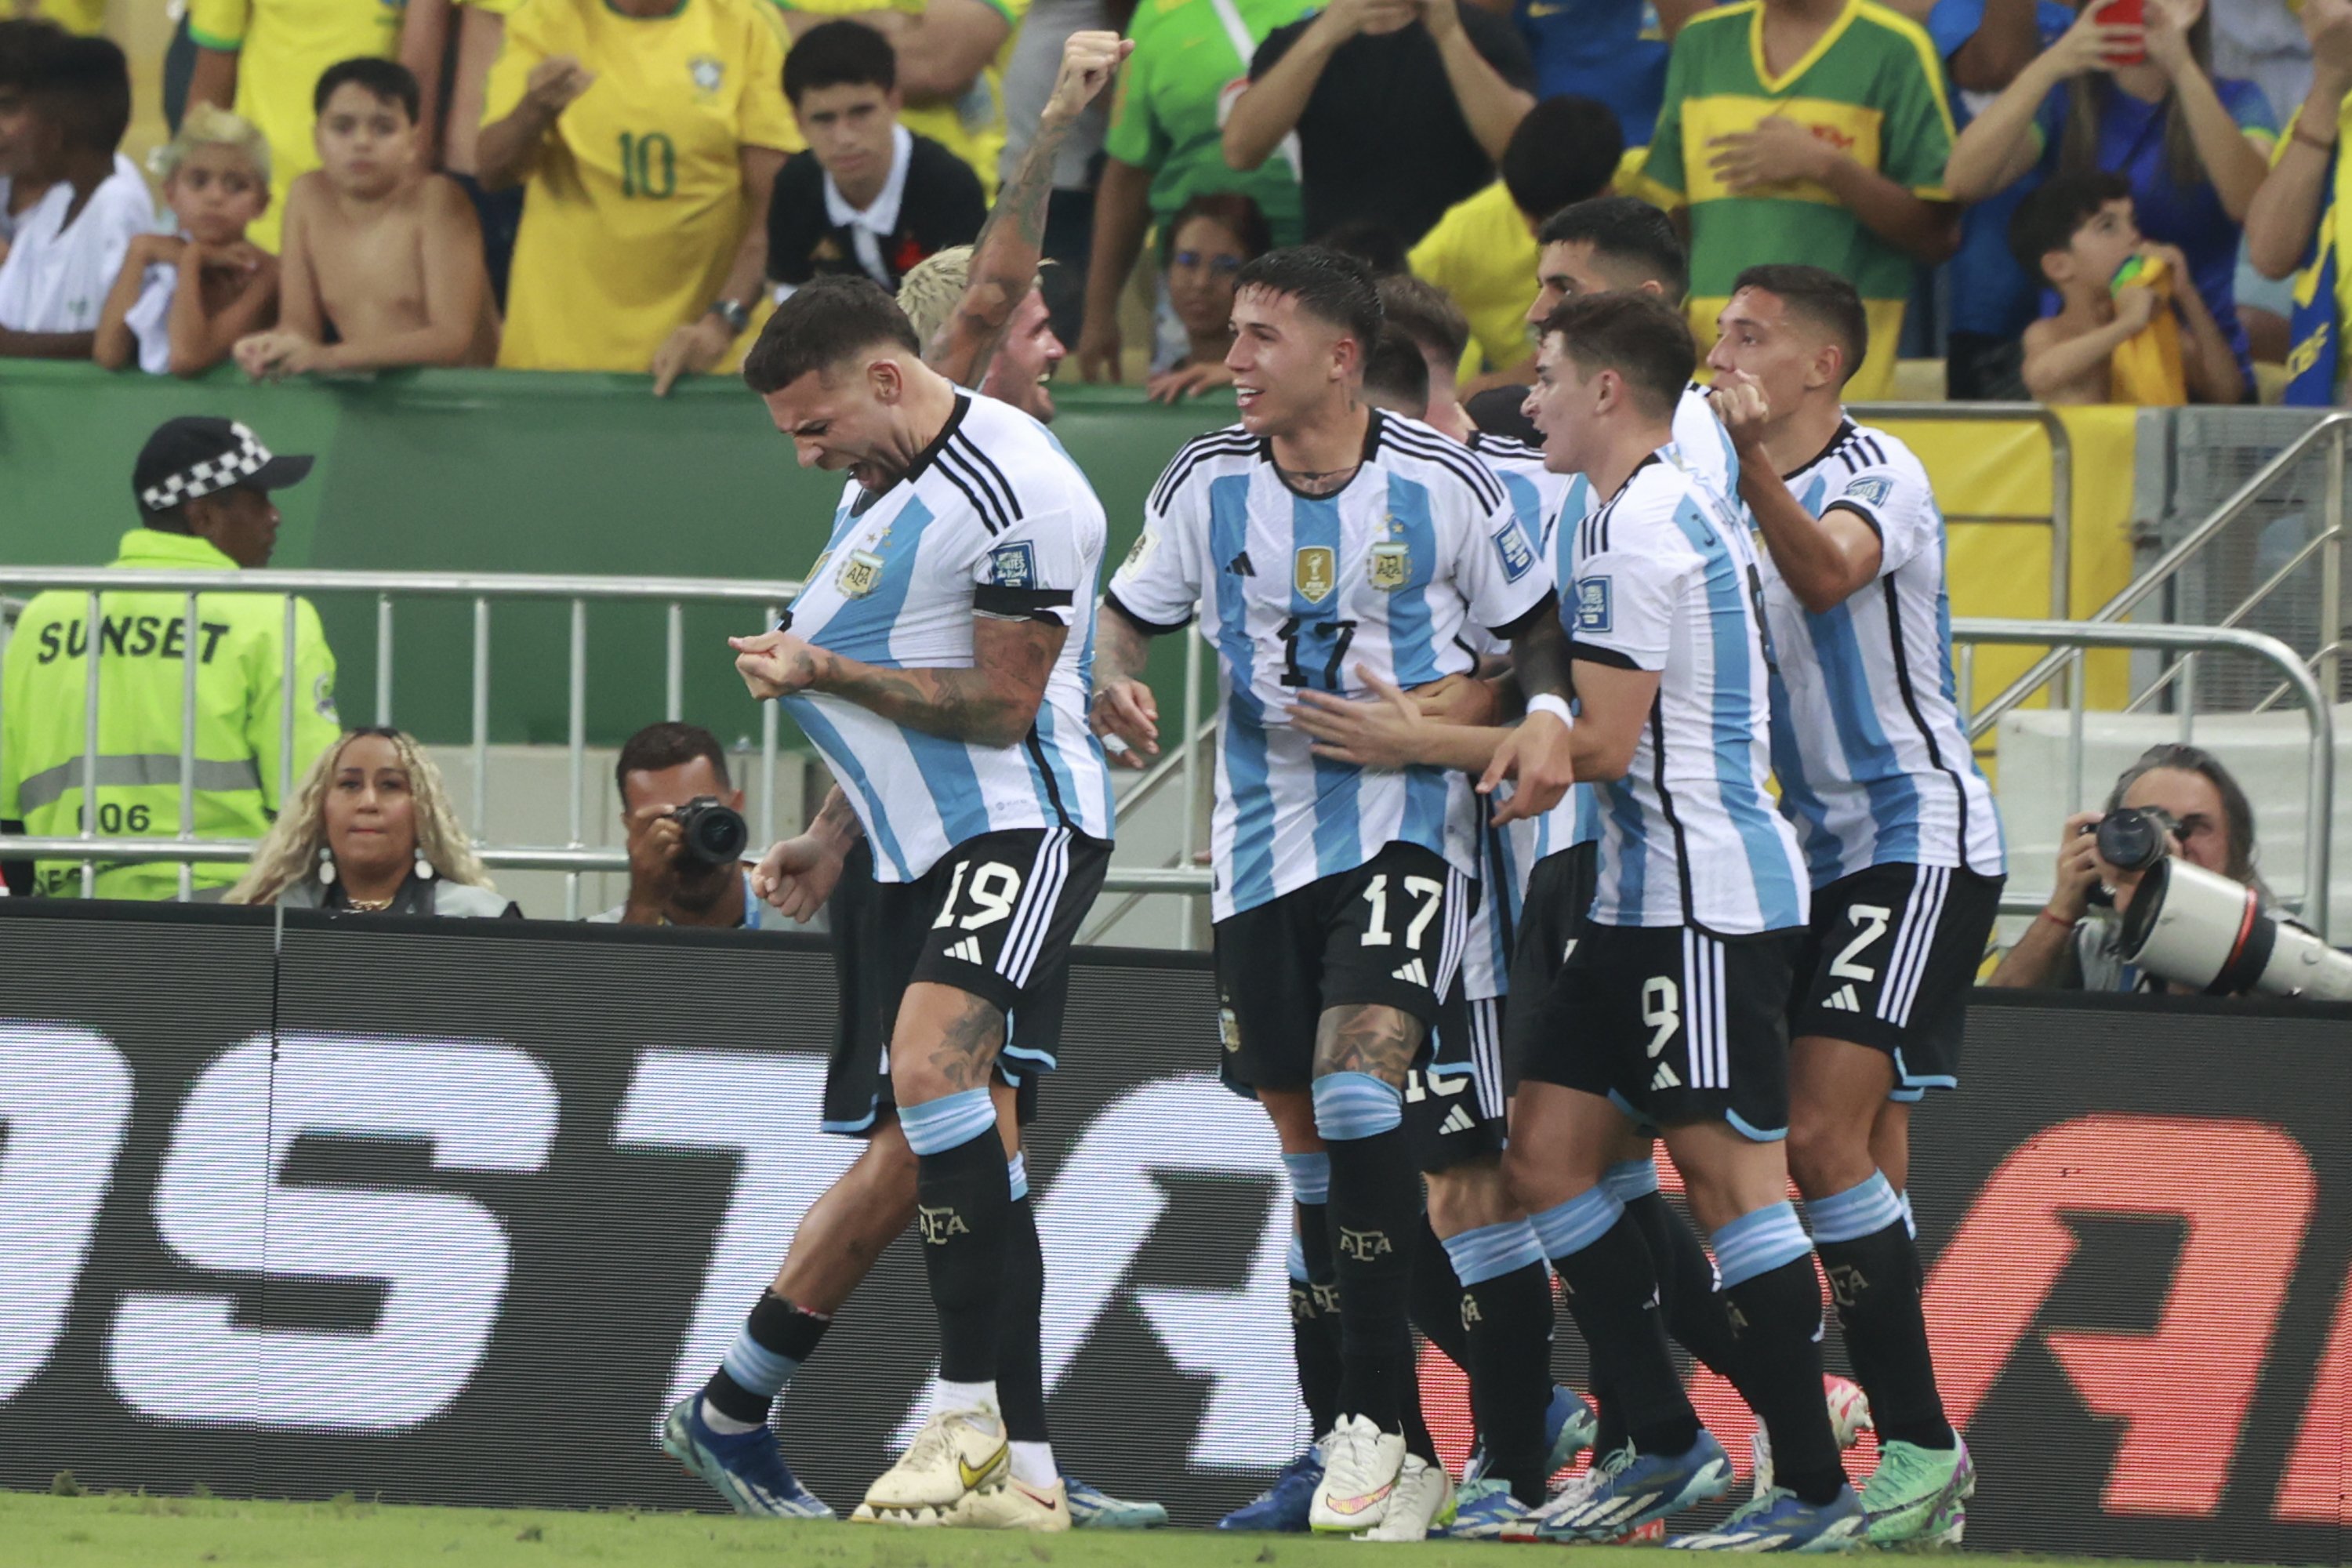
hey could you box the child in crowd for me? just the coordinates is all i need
[0,30,152,357]
[2013,169,2242,404]
[94,105,278,377]
[234,58,495,378]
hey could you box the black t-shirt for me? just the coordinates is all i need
[766,131,988,291]
[1250,12,1535,252]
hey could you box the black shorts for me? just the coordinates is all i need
[1790,862,2005,1099]
[1214,842,1475,1093]
[1520,923,1802,1141]
[1502,841,1597,1087]
[1408,993,1509,1173]
[821,827,1109,1136]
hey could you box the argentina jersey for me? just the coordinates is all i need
[1567,444,1806,935]
[1110,410,1554,923]
[1763,422,2004,886]
[781,391,1115,882]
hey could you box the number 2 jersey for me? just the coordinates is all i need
[780,390,1116,883]
[1763,421,2003,886]
[1110,410,1554,923]
[1568,444,1806,935]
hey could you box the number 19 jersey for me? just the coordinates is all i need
[1110,411,1554,922]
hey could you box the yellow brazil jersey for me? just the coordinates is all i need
[33,0,108,36]
[187,0,407,251]
[770,0,1029,200]
[486,0,800,372]
[1410,181,1539,376]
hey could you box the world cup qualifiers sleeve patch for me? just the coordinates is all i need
[1493,518,1538,583]
[1842,475,1893,510]
[988,540,1039,589]
[1574,576,1612,634]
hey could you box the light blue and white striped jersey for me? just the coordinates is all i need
[1567,445,1807,935]
[1763,421,2005,886]
[780,390,1116,882]
[1110,411,1554,923]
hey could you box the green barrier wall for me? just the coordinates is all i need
[0,363,1232,748]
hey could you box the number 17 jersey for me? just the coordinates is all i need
[1110,411,1554,922]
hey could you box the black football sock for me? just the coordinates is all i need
[1716,1203,1847,1504]
[901,1090,1010,1389]
[1809,1172,1953,1450]
[995,1159,1050,1444]
[1412,1210,1473,1373]
[1609,1163,1743,1385]
[1445,1220,1556,1505]
[702,1290,833,1427]
[1314,1073,1419,1436]
[1532,1188,1697,1456]
[1283,1152,1343,1438]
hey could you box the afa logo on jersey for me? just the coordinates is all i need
[837,547,886,597]
[1574,576,1612,634]
[1494,519,1539,583]
[988,540,1037,589]
[1368,541,1410,590]
[1843,475,1893,509]
[1294,546,1337,604]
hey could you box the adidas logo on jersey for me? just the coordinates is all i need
[1392,959,1431,987]
[946,937,985,964]
[1437,1105,1479,1136]
[1822,984,1864,1012]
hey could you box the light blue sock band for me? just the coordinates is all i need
[720,1331,800,1396]
[1281,1149,1332,1205]
[1713,1200,1813,1288]
[899,1087,997,1156]
[1007,1152,1029,1203]
[1443,1218,1549,1287]
[1806,1170,1904,1245]
[1602,1157,1661,1203]
[1287,1234,1310,1283]
[1530,1185,1625,1261]
[1311,1071,1403,1141]
[1897,1189,1916,1240]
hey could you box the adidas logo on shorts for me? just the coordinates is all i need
[1651,1061,1682,1091]
[1391,958,1431,987]
[1437,1105,1478,1136]
[1822,984,1864,1012]
[946,937,985,964]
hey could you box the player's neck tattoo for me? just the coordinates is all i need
[1275,461,1361,497]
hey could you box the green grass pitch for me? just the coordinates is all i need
[0,1490,2214,1568]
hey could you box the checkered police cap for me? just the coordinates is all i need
[132,416,314,515]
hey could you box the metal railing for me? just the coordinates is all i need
[1955,619,2335,938]
[1850,401,2074,621]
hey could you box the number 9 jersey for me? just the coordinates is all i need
[1109,411,1555,923]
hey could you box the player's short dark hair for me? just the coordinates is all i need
[1537,195,1687,305]
[1377,275,1471,367]
[1363,333,1433,412]
[2007,170,2133,282]
[1503,96,1624,224]
[1312,220,1408,279]
[616,722,733,801]
[742,274,922,392]
[0,18,65,92]
[784,19,897,103]
[314,56,420,122]
[1235,245,1385,357]
[1163,190,1272,267]
[1730,263,1869,388]
[27,32,130,153]
[1537,292,1693,419]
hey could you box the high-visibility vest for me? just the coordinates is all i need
[0,528,341,900]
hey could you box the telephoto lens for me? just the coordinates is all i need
[2094,805,2178,874]
[672,797,749,866]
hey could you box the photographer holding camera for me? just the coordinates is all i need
[1990,743,2264,992]
[592,723,768,929]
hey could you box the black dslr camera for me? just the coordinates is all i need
[670,797,749,867]
[2082,805,2178,907]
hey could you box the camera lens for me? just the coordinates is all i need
[2095,807,2171,874]
[673,798,749,867]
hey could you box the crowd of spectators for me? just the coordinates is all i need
[3,0,2347,405]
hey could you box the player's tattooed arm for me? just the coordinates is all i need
[1089,599,1164,765]
[731,618,1067,747]
[1312,1003,1424,1087]
[927,31,1132,386]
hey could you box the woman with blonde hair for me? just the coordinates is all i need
[227,727,519,916]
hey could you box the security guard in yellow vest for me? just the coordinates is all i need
[1,417,341,900]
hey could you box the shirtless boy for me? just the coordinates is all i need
[235,58,495,377]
